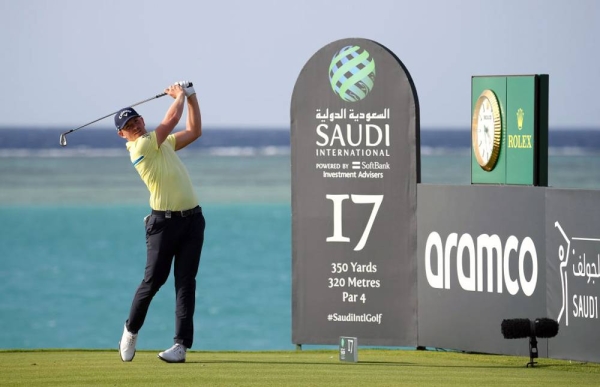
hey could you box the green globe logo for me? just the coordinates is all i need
[329,45,376,102]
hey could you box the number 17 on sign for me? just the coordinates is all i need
[326,194,383,251]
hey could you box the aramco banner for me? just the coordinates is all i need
[417,185,547,356]
[290,38,420,346]
[417,185,600,362]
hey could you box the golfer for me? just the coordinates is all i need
[116,81,205,363]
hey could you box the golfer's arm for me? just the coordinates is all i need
[155,94,185,147]
[174,95,202,151]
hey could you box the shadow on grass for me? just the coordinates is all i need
[185,359,528,369]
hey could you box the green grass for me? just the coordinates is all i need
[1,349,599,386]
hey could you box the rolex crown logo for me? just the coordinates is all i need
[517,108,524,130]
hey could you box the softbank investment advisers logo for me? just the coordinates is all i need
[555,222,599,327]
[329,46,376,102]
[424,232,538,296]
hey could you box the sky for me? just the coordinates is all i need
[0,0,598,130]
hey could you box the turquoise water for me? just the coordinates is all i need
[0,203,291,350]
[1,153,600,350]
[0,155,292,350]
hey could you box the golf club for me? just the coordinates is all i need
[59,82,193,146]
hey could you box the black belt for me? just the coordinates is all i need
[152,206,202,218]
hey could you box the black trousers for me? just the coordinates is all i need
[126,207,205,349]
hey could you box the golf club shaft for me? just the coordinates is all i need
[70,92,166,134]
[59,92,166,142]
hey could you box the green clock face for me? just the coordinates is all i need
[472,89,502,171]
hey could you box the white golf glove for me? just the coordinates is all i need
[176,80,196,97]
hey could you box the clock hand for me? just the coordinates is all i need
[485,128,492,145]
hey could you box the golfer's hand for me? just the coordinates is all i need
[165,83,185,99]
[176,80,196,97]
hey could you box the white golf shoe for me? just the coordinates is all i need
[158,343,187,363]
[119,324,138,362]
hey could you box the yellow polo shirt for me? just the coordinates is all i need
[126,131,198,211]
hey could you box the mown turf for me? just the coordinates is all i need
[1,349,599,386]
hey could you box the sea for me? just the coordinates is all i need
[1,126,600,351]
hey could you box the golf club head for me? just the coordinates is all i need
[59,133,67,147]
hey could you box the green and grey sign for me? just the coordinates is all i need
[339,336,358,362]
